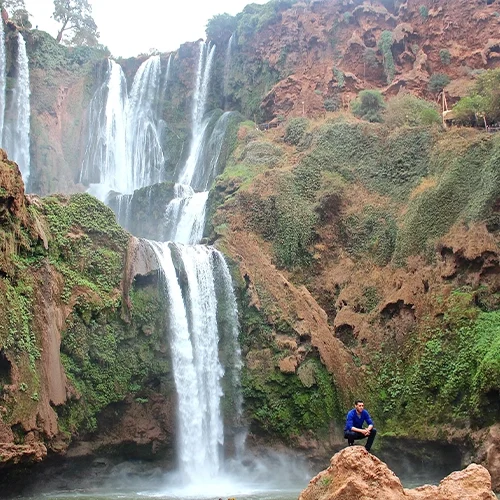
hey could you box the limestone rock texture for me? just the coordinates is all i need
[299,447,496,500]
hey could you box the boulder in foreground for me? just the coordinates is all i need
[299,447,496,500]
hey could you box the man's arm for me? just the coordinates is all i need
[364,411,374,434]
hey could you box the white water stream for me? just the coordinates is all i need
[3,33,30,185]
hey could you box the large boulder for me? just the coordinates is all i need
[299,447,496,500]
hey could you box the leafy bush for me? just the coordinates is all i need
[378,30,395,84]
[284,117,309,146]
[428,73,451,94]
[453,68,500,125]
[439,49,451,65]
[240,140,283,167]
[206,13,238,46]
[419,5,429,18]
[384,93,441,128]
[324,96,340,112]
[352,90,385,122]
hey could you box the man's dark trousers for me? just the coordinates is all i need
[344,428,377,451]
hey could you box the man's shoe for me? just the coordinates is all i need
[348,441,354,446]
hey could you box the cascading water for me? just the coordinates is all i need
[127,55,165,190]
[0,23,6,146]
[141,41,245,487]
[81,55,164,204]
[149,242,227,481]
[223,33,235,109]
[178,41,216,187]
[3,33,30,185]
[81,59,129,198]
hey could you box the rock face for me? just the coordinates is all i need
[299,447,496,500]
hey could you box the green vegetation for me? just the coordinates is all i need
[243,359,341,438]
[1,0,31,27]
[384,94,441,128]
[352,90,385,122]
[27,29,109,71]
[239,304,343,439]
[284,117,309,146]
[439,49,451,66]
[324,96,340,112]
[340,206,397,266]
[419,5,429,19]
[376,305,500,435]
[453,68,500,125]
[428,73,451,94]
[53,0,100,46]
[58,285,170,433]
[206,13,238,46]
[393,132,500,263]
[378,30,395,84]
[333,67,345,88]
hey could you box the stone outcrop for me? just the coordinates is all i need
[299,447,496,500]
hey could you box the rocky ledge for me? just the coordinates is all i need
[299,447,496,500]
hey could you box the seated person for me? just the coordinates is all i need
[344,399,377,452]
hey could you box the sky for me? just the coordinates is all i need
[24,0,270,58]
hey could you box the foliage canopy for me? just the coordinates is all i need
[352,90,385,123]
[53,0,99,46]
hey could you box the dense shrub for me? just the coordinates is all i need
[324,96,340,112]
[284,117,309,146]
[439,49,451,65]
[352,90,385,122]
[428,73,451,94]
[206,13,238,46]
[378,30,395,84]
[453,68,500,125]
[384,94,441,128]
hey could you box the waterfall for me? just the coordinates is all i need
[0,23,6,146]
[179,42,216,187]
[223,33,235,109]
[3,33,30,185]
[82,55,164,201]
[127,55,164,190]
[194,111,237,192]
[149,241,239,482]
[164,184,209,244]
[162,53,173,99]
[81,59,129,197]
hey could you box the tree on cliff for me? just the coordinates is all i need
[0,0,31,28]
[453,68,500,126]
[52,0,99,46]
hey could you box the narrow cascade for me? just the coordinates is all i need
[3,33,30,185]
[164,184,209,244]
[223,33,235,109]
[179,41,216,187]
[161,53,173,99]
[192,111,237,192]
[0,23,6,145]
[164,41,217,240]
[127,55,164,190]
[149,241,229,482]
[81,59,128,198]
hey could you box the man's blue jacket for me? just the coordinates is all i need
[344,409,374,432]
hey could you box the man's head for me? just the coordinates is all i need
[354,399,364,413]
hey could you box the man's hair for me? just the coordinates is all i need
[354,399,364,405]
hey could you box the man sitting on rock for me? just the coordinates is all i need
[344,399,377,452]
